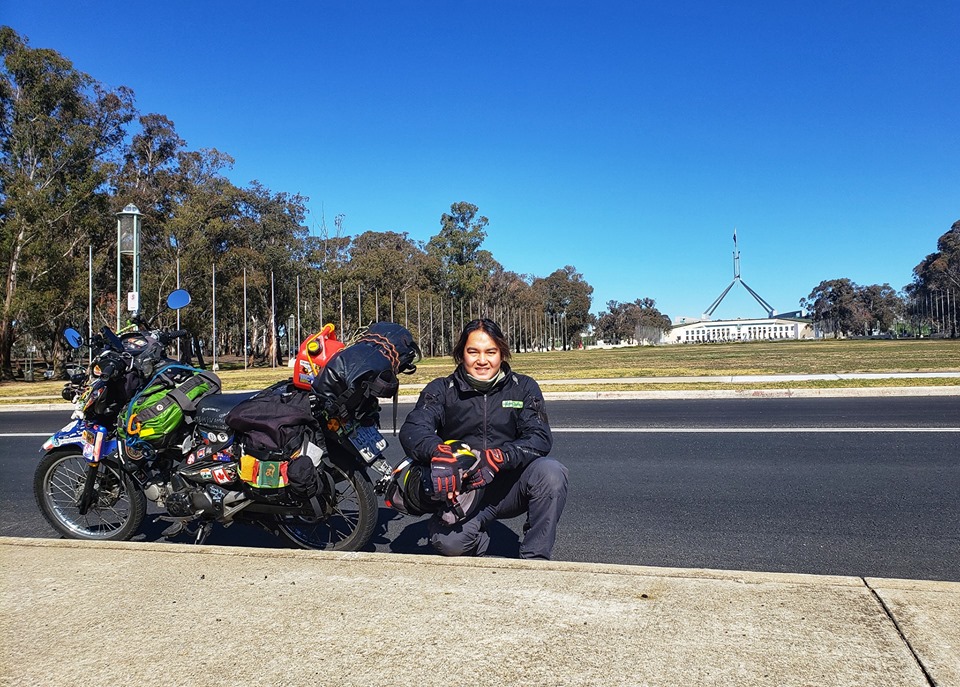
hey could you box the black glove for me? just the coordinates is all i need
[465,448,506,489]
[430,442,480,500]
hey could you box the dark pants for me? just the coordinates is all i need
[428,457,568,560]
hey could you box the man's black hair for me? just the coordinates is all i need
[453,318,511,363]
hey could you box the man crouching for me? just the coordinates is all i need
[398,318,568,560]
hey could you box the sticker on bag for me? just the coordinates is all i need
[239,453,289,489]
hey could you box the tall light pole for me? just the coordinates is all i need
[88,246,93,364]
[116,204,142,330]
[243,268,248,371]
[287,314,296,360]
[212,262,217,371]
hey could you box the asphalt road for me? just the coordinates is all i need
[2,396,958,581]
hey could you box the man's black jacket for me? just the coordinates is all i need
[399,363,552,470]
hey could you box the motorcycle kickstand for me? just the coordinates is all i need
[194,521,214,545]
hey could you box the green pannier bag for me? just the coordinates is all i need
[119,364,221,446]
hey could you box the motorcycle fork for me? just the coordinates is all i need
[76,463,100,515]
[76,426,109,515]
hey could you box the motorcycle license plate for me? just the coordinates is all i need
[348,425,387,465]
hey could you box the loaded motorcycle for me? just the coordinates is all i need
[35,292,420,551]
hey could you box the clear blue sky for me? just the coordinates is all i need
[7,1,959,321]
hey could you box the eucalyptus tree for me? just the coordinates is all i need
[913,220,960,290]
[594,301,624,344]
[532,265,594,349]
[477,265,536,350]
[303,218,352,334]
[157,149,241,346]
[907,219,960,335]
[857,283,903,334]
[226,182,310,363]
[426,201,497,301]
[801,279,863,337]
[0,27,135,377]
[594,299,669,345]
[344,231,419,319]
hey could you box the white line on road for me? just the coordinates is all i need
[552,427,960,433]
[6,428,959,439]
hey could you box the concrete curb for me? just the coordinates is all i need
[0,536,868,587]
[10,537,960,592]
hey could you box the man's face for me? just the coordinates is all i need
[463,330,502,381]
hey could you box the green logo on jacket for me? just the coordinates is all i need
[502,400,524,408]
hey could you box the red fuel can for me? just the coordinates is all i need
[292,323,345,390]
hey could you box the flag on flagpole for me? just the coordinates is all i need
[733,228,738,244]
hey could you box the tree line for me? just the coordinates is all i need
[801,220,960,338]
[6,27,670,379]
[3,26,953,381]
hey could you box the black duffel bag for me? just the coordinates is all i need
[311,322,421,426]
[225,382,322,498]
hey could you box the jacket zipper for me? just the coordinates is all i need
[482,392,488,451]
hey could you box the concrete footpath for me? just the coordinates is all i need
[0,382,960,413]
[1,537,958,687]
[4,376,960,412]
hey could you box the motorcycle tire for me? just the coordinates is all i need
[275,462,377,551]
[34,449,146,541]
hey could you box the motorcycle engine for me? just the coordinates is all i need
[142,479,171,504]
[145,475,240,518]
[165,490,196,517]
[165,485,228,517]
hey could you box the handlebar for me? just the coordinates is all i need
[159,329,191,346]
[98,359,119,379]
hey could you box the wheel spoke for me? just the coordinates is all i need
[101,502,129,525]
[40,453,139,538]
[48,480,79,502]
[276,465,373,551]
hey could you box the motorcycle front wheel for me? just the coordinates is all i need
[275,462,377,551]
[34,450,146,540]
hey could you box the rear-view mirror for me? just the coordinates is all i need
[64,328,83,349]
[166,289,191,310]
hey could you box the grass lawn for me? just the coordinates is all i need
[501,338,960,379]
[2,338,957,402]
[391,337,960,387]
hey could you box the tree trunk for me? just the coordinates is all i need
[0,223,27,380]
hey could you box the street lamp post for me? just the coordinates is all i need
[287,314,296,360]
[116,204,142,330]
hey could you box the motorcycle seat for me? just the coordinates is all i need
[196,392,258,431]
